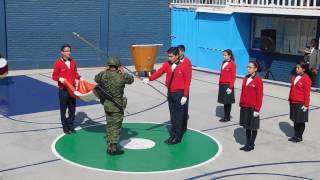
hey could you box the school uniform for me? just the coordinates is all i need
[52,58,81,133]
[149,59,192,143]
[218,59,236,104]
[239,73,263,151]
[179,55,192,133]
[239,74,263,130]
[288,73,311,142]
[289,73,311,123]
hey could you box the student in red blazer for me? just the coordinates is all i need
[143,47,192,145]
[218,49,236,122]
[288,60,312,143]
[239,61,263,152]
[178,45,192,133]
[52,44,82,134]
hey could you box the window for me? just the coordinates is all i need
[251,16,317,55]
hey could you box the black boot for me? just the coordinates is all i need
[164,136,174,144]
[107,144,124,155]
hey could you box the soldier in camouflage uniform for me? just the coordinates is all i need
[94,56,134,155]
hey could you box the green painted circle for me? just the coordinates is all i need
[53,122,221,173]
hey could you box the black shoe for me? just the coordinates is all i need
[240,145,248,150]
[292,137,303,143]
[69,129,76,133]
[63,129,70,134]
[288,137,297,142]
[219,118,230,122]
[243,145,254,152]
[164,137,174,144]
[167,138,181,145]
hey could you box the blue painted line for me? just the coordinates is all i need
[0,127,61,135]
[192,77,320,108]
[0,159,60,173]
[186,160,320,180]
[202,107,320,132]
[0,100,168,134]
[212,172,313,180]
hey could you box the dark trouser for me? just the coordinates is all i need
[310,71,317,87]
[246,129,258,146]
[168,91,187,140]
[294,122,305,139]
[182,98,189,133]
[59,89,76,131]
[224,104,232,119]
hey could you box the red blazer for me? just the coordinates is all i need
[52,58,81,89]
[288,74,311,107]
[239,75,264,112]
[219,60,236,89]
[149,59,192,97]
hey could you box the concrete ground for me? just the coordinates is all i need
[0,65,320,180]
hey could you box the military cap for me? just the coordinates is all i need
[107,56,121,67]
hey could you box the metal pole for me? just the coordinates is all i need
[72,32,168,98]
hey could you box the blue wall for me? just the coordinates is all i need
[0,0,6,58]
[2,0,170,69]
[5,0,107,69]
[172,8,320,87]
[171,8,251,75]
[108,1,171,64]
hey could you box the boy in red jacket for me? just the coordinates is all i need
[143,47,192,145]
[239,61,263,152]
[288,60,312,143]
[177,45,192,133]
[52,44,82,134]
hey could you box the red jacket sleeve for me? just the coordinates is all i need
[149,63,167,81]
[52,61,60,81]
[254,78,263,112]
[303,77,311,107]
[230,62,236,89]
[183,61,192,97]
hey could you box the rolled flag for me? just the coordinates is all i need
[75,80,99,102]
[63,79,98,101]
[63,79,78,99]
[78,80,96,94]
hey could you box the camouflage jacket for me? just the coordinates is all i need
[94,69,134,112]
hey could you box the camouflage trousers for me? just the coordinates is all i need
[105,111,124,145]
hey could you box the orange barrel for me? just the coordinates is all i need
[0,57,8,79]
[131,44,163,74]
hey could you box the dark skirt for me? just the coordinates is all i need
[240,107,260,130]
[290,103,308,123]
[218,84,235,104]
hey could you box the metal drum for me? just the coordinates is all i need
[0,57,8,79]
[131,44,162,77]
